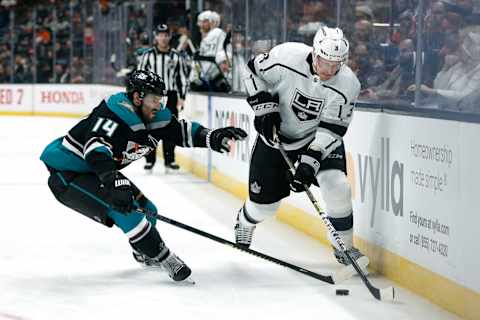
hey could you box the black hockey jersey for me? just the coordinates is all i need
[40,92,205,175]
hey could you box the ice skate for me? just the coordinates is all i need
[234,212,256,249]
[132,249,192,282]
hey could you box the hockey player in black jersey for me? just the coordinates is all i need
[40,70,247,282]
[235,26,369,271]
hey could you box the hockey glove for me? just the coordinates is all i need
[289,163,317,192]
[207,127,248,153]
[289,154,321,193]
[247,92,281,144]
[100,171,134,213]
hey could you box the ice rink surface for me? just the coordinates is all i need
[0,116,460,320]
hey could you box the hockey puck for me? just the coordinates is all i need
[336,289,349,296]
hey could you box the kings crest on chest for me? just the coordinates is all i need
[289,89,325,122]
[119,141,153,165]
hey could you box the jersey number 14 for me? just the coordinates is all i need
[92,117,119,137]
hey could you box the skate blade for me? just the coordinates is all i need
[172,276,195,285]
[332,256,370,283]
[182,277,196,285]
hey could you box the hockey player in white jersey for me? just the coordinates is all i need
[235,26,369,269]
[190,10,229,91]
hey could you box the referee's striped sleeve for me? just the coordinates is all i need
[176,55,188,99]
[137,50,150,70]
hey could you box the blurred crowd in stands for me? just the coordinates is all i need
[1,0,480,112]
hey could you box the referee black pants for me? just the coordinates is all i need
[145,91,178,166]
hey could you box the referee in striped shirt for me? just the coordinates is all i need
[137,24,188,171]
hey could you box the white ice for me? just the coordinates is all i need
[0,116,460,320]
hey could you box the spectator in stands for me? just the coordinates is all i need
[0,64,8,83]
[408,30,480,109]
[360,38,416,101]
[391,10,415,45]
[351,42,385,88]
[423,1,464,85]
[70,57,86,83]
[456,84,480,112]
[355,3,374,21]
[393,0,414,18]
[13,56,32,83]
[297,2,332,41]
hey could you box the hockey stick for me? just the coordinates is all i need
[275,137,395,301]
[138,209,353,285]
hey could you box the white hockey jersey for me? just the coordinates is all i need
[199,27,227,80]
[244,42,361,158]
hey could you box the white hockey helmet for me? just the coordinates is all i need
[312,26,349,63]
[197,10,212,25]
[210,11,221,28]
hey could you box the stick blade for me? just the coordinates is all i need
[379,286,395,302]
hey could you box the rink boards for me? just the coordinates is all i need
[0,84,478,320]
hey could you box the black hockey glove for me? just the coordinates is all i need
[289,162,318,193]
[247,92,281,144]
[207,127,248,153]
[100,171,134,213]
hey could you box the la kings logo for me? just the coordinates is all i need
[290,89,324,122]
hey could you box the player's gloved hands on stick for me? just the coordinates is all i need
[247,92,281,144]
[254,112,281,144]
[100,171,134,213]
[289,162,318,193]
[208,127,248,153]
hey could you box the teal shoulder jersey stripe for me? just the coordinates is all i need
[106,93,145,130]
[40,137,91,172]
[153,107,172,122]
[147,107,172,129]
[191,121,201,137]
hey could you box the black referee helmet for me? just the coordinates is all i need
[153,24,169,36]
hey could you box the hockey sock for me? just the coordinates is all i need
[129,223,169,259]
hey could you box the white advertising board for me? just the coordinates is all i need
[210,95,253,182]
[345,111,479,292]
[0,84,122,115]
[33,84,121,114]
[0,84,34,113]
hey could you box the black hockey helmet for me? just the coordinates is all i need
[126,70,167,99]
[153,24,169,36]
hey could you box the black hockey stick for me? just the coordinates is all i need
[138,209,351,285]
[275,136,395,301]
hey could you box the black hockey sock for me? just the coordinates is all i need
[130,227,169,259]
